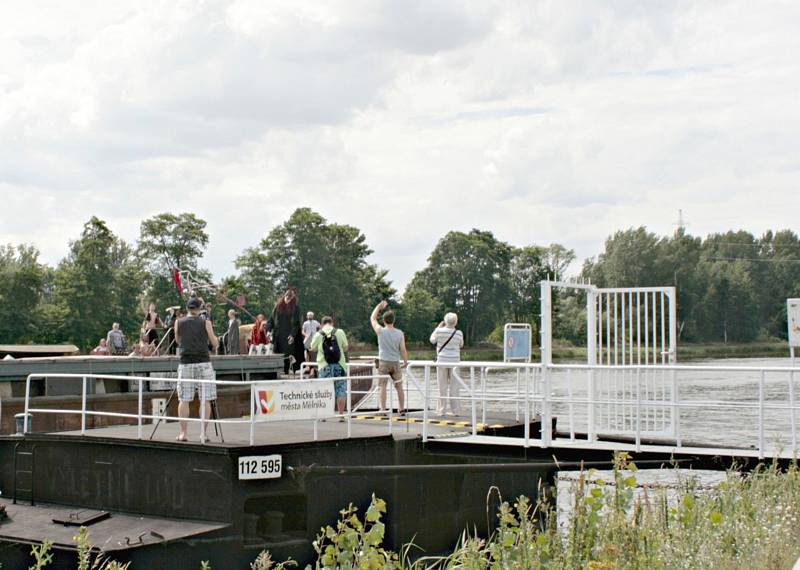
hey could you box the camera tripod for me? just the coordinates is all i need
[149,385,224,442]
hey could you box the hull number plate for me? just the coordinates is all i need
[238,454,282,480]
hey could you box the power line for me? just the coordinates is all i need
[704,241,800,248]
[706,257,800,263]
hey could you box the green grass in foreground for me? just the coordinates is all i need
[20,453,800,569]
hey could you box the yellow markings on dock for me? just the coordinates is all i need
[351,415,491,431]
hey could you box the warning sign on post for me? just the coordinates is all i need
[788,299,800,348]
[255,380,336,421]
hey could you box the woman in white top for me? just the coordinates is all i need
[429,312,464,415]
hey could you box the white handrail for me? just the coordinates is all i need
[23,372,390,445]
[20,361,800,458]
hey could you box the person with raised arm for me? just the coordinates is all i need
[370,300,409,414]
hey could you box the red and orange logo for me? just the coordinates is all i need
[258,390,275,414]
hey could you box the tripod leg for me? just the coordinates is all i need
[149,387,177,440]
[210,400,224,442]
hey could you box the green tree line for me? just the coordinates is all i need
[0,210,797,351]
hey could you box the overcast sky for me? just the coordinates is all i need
[1,1,798,291]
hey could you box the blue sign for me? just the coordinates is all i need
[504,327,532,361]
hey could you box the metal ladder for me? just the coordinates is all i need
[12,442,36,505]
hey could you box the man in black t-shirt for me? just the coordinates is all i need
[174,297,218,442]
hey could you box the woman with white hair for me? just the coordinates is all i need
[430,312,464,416]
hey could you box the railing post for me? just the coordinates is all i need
[24,375,31,434]
[587,289,597,442]
[200,383,207,445]
[790,370,797,453]
[635,367,641,452]
[389,374,394,435]
[81,376,87,435]
[759,370,765,459]
[347,376,352,439]
[587,369,596,442]
[422,365,430,443]
[567,368,575,441]
[470,367,477,436]
[481,368,487,426]
[540,281,553,366]
[523,367,530,447]
[541,364,551,447]
[137,374,144,440]
[249,383,256,446]
[671,369,679,445]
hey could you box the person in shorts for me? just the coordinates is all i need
[310,316,349,416]
[174,297,218,442]
[370,301,409,414]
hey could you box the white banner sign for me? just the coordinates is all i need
[255,380,336,421]
[789,299,800,348]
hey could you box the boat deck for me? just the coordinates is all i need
[43,410,521,449]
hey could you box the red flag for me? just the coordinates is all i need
[172,269,183,293]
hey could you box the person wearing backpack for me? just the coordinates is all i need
[429,312,464,415]
[106,322,128,356]
[309,316,349,416]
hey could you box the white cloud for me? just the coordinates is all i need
[1,1,799,293]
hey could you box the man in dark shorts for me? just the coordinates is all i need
[174,297,218,442]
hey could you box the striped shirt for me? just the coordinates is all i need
[429,327,463,363]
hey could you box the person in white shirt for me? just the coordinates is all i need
[302,311,321,376]
[429,312,464,415]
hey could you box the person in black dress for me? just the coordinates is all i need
[268,287,304,374]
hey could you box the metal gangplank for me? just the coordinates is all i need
[403,360,800,460]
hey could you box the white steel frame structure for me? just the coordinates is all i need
[540,280,677,439]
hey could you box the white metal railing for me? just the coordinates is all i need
[20,361,800,458]
[22,371,390,445]
[404,360,799,459]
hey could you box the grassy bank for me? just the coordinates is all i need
[353,339,792,363]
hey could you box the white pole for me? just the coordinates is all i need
[540,281,553,365]
[81,376,87,435]
[789,369,796,452]
[524,366,530,447]
[759,370,765,459]
[672,369,680,446]
[587,290,597,441]
[200,385,206,445]
[347,376,352,439]
[635,367,641,453]
[249,384,256,446]
[422,365,430,443]
[24,375,31,433]
[470,367,477,436]
[567,368,575,441]
[668,288,677,364]
[137,375,144,440]
[644,293,650,365]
